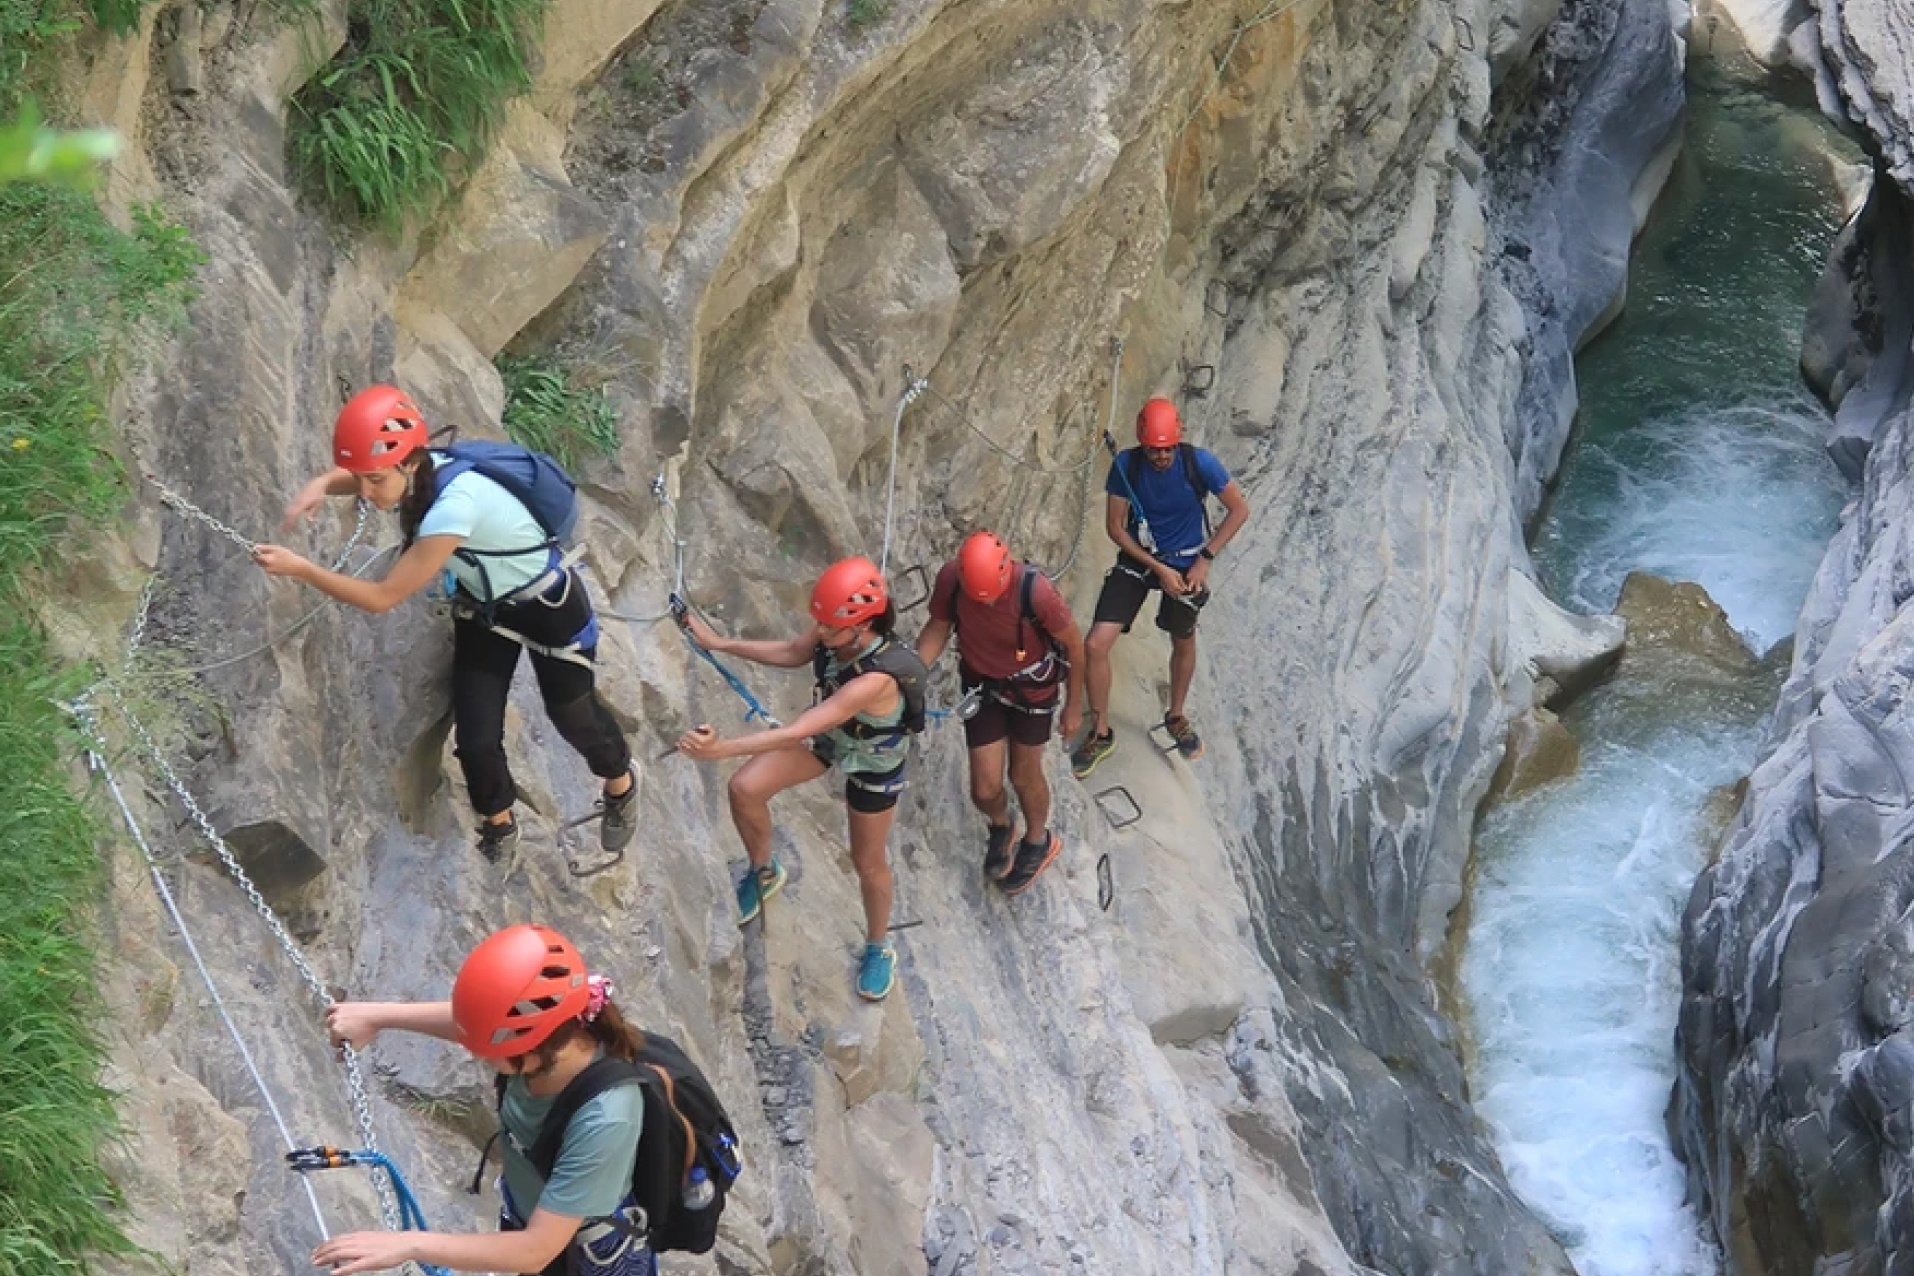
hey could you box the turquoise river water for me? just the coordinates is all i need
[1459,58,1858,1276]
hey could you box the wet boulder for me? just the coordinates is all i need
[1615,571,1760,676]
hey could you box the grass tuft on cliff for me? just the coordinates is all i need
[497,351,621,471]
[286,0,549,229]
[0,173,203,1272]
[1,0,163,107]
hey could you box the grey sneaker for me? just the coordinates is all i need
[601,768,638,854]
[1070,728,1116,780]
[477,817,521,865]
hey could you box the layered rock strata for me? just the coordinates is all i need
[1676,3,1914,1274]
[62,0,1676,1272]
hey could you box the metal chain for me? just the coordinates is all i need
[145,472,261,554]
[73,700,337,1243]
[123,575,158,674]
[105,690,401,1232]
[98,498,376,694]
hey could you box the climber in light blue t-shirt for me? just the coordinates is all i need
[252,385,637,866]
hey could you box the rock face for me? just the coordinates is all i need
[1676,4,1914,1274]
[62,0,1680,1273]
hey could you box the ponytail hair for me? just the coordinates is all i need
[398,450,438,547]
[512,985,645,1078]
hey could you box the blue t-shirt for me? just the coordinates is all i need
[1105,445,1232,567]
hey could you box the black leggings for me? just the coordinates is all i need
[451,574,631,818]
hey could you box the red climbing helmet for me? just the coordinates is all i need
[958,531,1014,604]
[333,384,428,473]
[810,557,889,628]
[451,924,591,1059]
[1136,397,1182,449]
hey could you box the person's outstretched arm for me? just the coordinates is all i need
[681,611,817,668]
[312,1207,578,1274]
[679,670,894,760]
[324,1001,461,1049]
[253,534,462,614]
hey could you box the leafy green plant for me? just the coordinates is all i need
[846,0,889,30]
[623,55,660,96]
[496,352,621,471]
[286,0,549,228]
[0,103,119,186]
[86,0,150,35]
[0,182,201,1273]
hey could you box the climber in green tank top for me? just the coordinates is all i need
[675,559,928,1003]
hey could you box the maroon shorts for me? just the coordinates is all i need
[959,666,1059,750]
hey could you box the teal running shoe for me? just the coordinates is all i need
[857,941,897,1002]
[736,859,786,927]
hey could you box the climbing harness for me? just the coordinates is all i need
[288,1149,453,1276]
[447,553,596,671]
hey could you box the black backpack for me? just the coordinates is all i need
[487,1035,740,1258]
[812,635,930,735]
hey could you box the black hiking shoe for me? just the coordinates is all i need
[601,767,639,854]
[983,823,1018,880]
[1000,831,1063,896]
[477,817,521,866]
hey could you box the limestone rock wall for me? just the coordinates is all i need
[63,0,1677,1272]
[1675,3,1914,1275]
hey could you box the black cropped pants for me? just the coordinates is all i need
[450,573,631,818]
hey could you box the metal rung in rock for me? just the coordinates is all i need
[1093,785,1142,830]
[894,563,931,614]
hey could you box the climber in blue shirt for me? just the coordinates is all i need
[1069,397,1250,778]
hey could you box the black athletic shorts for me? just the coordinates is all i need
[959,666,1058,750]
[1091,555,1208,641]
[811,739,907,814]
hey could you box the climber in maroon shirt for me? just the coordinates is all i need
[916,531,1086,894]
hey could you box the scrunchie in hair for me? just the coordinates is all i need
[582,974,614,1024]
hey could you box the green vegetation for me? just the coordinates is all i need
[1,0,159,107]
[0,174,203,1272]
[497,352,621,471]
[0,104,119,186]
[286,0,549,229]
[623,56,661,99]
[846,0,889,30]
